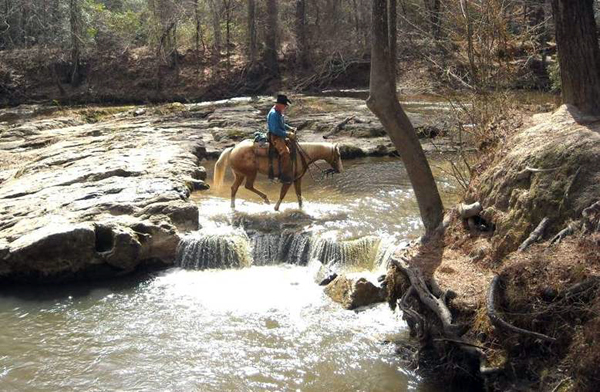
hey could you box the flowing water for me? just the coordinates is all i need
[1,151,460,389]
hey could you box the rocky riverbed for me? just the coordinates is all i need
[0,95,458,283]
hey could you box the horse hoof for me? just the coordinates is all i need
[264,199,270,205]
[274,205,280,211]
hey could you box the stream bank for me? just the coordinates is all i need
[384,105,600,391]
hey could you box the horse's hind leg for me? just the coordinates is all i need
[274,183,292,211]
[293,178,303,209]
[245,173,270,205]
[231,172,244,209]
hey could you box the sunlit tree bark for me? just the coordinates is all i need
[552,0,600,115]
[367,0,444,235]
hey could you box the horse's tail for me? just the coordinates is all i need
[213,147,233,190]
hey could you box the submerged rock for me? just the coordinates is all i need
[324,275,385,310]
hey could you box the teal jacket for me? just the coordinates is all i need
[267,106,292,137]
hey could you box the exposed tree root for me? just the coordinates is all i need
[487,275,556,342]
[458,201,482,219]
[518,217,550,251]
[550,223,576,245]
[391,257,484,357]
[516,166,559,180]
[556,276,600,301]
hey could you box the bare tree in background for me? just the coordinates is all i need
[247,0,257,63]
[552,0,600,115]
[367,0,444,235]
[69,0,82,85]
[264,0,279,75]
[295,0,309,68]
[209,0,222,57]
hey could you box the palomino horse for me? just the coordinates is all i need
[213,140,343,210]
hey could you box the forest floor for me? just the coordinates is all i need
[387,105,600,392]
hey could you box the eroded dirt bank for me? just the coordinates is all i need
[385,105,600,391]
[0,95,453,283]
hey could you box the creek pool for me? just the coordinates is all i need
[1,156,458,391]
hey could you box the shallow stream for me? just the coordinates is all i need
[1,156,459,391]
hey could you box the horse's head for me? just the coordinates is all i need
[328,144,344,174]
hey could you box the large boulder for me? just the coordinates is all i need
[324,275,385,310]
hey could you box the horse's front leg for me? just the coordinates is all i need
[294,178,303,209]
[274,183,292,211]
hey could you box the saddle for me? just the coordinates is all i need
[252,131,297,181]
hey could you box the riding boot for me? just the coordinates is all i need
[279,153,293,184]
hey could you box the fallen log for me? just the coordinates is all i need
[487,275,556,342]
[323,116,356,139]
[518,217,550,251]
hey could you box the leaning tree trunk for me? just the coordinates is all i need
[367,0,444,235]
[388,0,397,83]
[551,0,600,115]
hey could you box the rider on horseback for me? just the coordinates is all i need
[267,94,296,184]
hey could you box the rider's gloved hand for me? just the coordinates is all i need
[287,131,296,140]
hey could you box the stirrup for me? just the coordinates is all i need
[279,175,293,184]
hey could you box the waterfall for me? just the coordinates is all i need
[176,218,397,271]
[310,236,382,270]
[251,230,312,266]
[176,230,252,270]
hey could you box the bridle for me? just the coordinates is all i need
[292,140,339,181]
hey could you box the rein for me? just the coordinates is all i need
[292,140,337,181]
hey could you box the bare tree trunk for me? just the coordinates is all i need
[295,0,308,68]
[195,0,201,52]
[69,0,81,86]
[460,0,477,87]
[247,0,257,63]
[352,0,360,43]
[209,0,221,57]
[367,0,444,235]
[265,0,279,75]
[424,0,442,39]
[551,0,600,115]
[224,0,231,64]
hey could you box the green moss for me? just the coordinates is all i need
[152,102,186,115]
[78,106,135,123]
[226,129,249,140]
